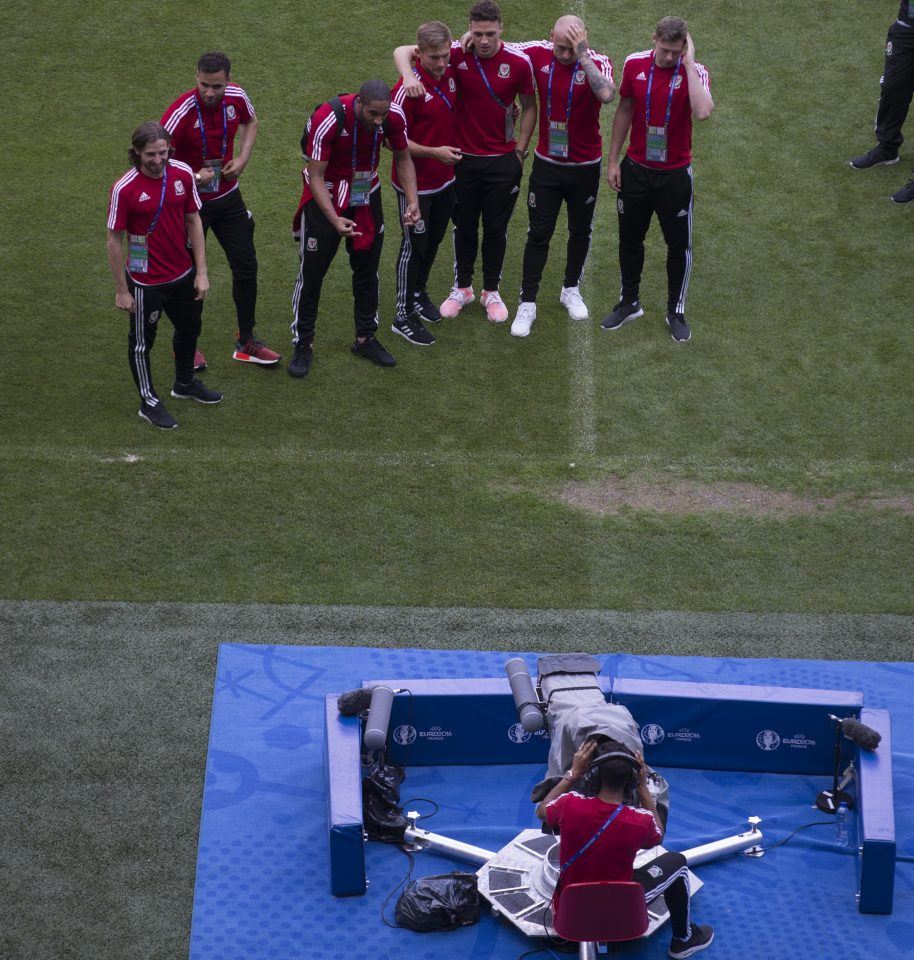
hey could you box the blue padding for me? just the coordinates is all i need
[371,679,551,766]
[324,695,365,896]
[367,677,864,774]
[613,679,865,774]
[856,708,895,914]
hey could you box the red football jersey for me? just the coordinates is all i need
[449,40,534,156]
[619,50,711,170]
[300,93,409,211]
[107,160,202,285]
[392,64,459,194]
[512,41,613,166]
[545,793,662,908]
[162,86,255,202]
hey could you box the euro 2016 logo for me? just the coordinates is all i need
[508,723,530,744]
[393,724,417,746]
[756,730,781,751]
[641,723,665,745]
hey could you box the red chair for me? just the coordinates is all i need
[552,881,650,959]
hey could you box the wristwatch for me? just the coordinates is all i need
[563,769,576,781]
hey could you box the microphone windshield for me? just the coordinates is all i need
[337,686,376,716]
[841,719,881,752]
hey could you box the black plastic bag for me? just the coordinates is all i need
[362,760,408,842]
[394,872,480,931]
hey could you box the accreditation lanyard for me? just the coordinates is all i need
[473,50,514,142]
[560,803,625,874]
[547,58,578,158]
[350,113,380,207]
[194,96,228,192]
[644,54,682,163]
[414,67,453,111]
[128,166,168,272]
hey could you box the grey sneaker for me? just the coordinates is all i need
[170,378,223,404]
[890,179,914,204]
[669,923,714,959]
[601,299,643,331]
[138,400,178,430]
[666,312,692,343]
[849,144,899,170]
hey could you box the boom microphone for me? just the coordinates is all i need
[506,658,545,733]
[364,685,396,750]
[827,715,881,751]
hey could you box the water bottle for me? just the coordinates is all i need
[835,802,849,848]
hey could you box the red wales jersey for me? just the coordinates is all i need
[161,85,255,202]
[107,160,202,285]
[301,94,408,210]
[392,65,458,194]
[512,41,612,166]
[449,41,534,156]
[545,793,661,907]
[619,50,710,170]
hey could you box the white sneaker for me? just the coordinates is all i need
[560,286,589,321]
[511,302,537,337]
[480,289,509,323]
[440,286,475,318]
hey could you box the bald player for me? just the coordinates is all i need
[509,15,614,337]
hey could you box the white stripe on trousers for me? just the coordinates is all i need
[394,191,413,322]
[131,286,157,405]
[673,166,694,315]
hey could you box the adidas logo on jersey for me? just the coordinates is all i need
[636,71,647,81]
[339,128,350,136]
[139,191,151,202]
[457,61,469,70]
[424,93,433,102]
[540,65,550,73]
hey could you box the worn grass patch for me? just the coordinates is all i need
[558,475,914,517]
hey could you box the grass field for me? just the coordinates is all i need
[2,0,913,615]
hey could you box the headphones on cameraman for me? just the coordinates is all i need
[581,748,641,796]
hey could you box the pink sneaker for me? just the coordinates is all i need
[480,289,508,323]
[439,286,475,318]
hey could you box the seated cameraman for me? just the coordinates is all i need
[536,739,714,960]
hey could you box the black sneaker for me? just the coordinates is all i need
[849,144,899,170]
[352,336,396,367]
[666,312,692,342]
[170,378,224,404]
[668,923,714,959]
[392,314,436,346]
[414,290,442,323]
[601,299,643,331]
[138,400,178,430]
[890,179,914,204]
[288,343,313,378]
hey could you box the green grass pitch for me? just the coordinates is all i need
[1,0,912,615]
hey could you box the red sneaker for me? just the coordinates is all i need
[193,349,208,371]
[233,335,282,365]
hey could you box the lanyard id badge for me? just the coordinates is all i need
[548,121,569,158]
[547,58,577,158]
[350,170,372,206]
[127,234,149,272]
[645,125,668,162]
[199,158,223,193]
